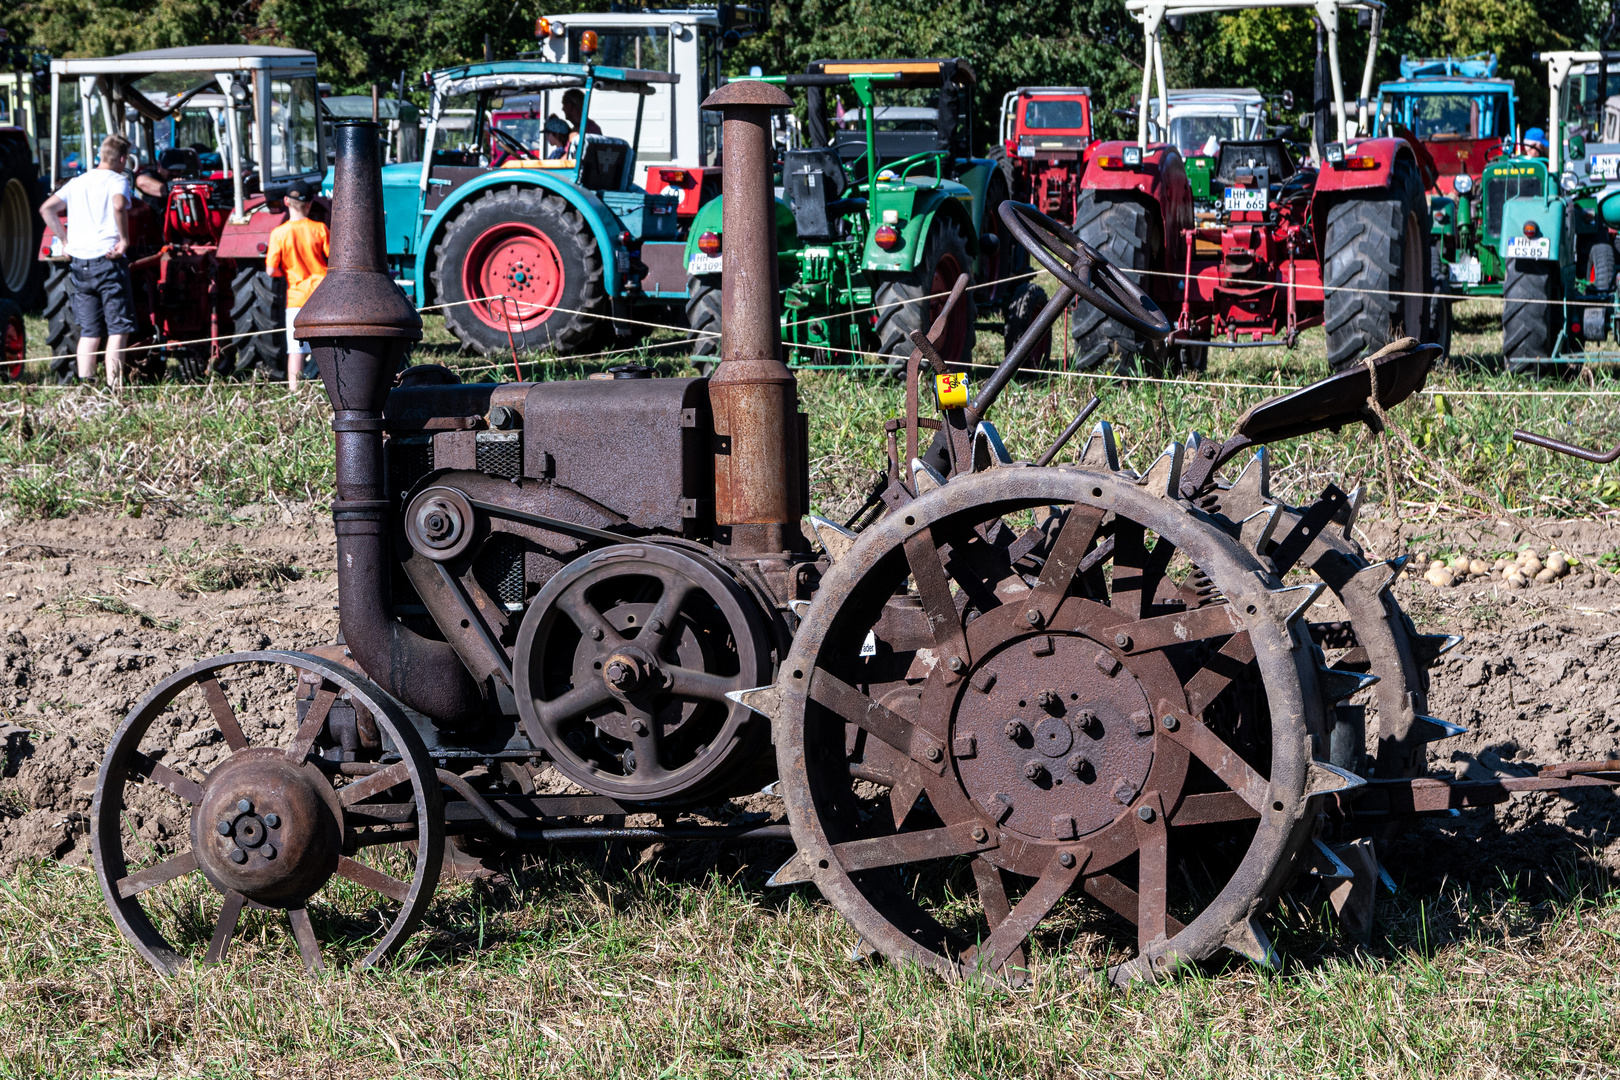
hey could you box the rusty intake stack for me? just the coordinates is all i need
[704,82,808,557]
[296,120,484,723]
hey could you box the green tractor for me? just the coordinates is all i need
[684,58,1040,373]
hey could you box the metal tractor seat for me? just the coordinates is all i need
[158,146,202,178]
[578,135,634,192]
[1213,139,1298,190]
[782,147,848,241]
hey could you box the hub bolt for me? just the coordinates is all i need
[1036,689,1060,709]
[649,619,665,634]
[926,746,943,763]
[631,719,649,736]
[216,820,232,836]
[1161,714,1180,732]
[971,825,989,843]
[1059,851,1076,869]
[264,814,280,829]
[1114,632,1132,650]
[947,655,966,674]
[262,844,277,860]
[236,799,252,814]
[1137,805,1155,822]
[1024,609,1042,627]
[1076,709,1099,733]
[230,848,247,864]
[589,625,604,641]
[1067,754,1091,777]
[1005,720,1028,741]
[1024,761,1048,783]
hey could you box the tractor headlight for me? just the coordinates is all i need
[1325,141,1346,164]
[1452,173,1473,195]
[1562,171,1579,193]
[1122,144,1143,166]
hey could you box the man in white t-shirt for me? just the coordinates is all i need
[39,134,135,388]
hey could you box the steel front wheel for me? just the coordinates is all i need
[770,465,1330,984]
[92,651,443,976]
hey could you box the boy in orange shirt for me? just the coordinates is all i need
[265,181,329,391]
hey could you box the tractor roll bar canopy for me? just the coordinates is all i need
[47,45,322,218]
[801,58,975,157]
[1533,52,1620,174]
[1124,0,1383,155]
[998,87,1093,145]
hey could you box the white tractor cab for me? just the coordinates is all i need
[529,5,767,192]
[1145,89,1266,156]
[46,45,326,218]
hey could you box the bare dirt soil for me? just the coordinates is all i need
[2,509,1618,895]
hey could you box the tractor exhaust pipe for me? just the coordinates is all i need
[703,81,808,557]
[296,120,484,722]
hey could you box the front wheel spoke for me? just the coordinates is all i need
[963,848,1087,975]
[337,761,413,807]
[1080,873,1188,936]
[639,580,695,656]
[809,671,947,775]
[1182,633,1257,715]
[1109,520,1148,617]
[1032,503,1105,610]
[557,592,622,645]
[116,849,198,898]
[536,682,614,730]
[286,687,338,763]
[1171,791,1260,826]
[664,666,739,703]
[626,706,665,775]
[830,821,992,873]
[198,674,249,751]
[1163,715,1270,811]
[970,857,1026,972]
[1134,791,1169,949]
[1110,603,1243,656]
[904,529,967,659]
[335,855,411,903]
[127,751,204,805]
[287,906,325,974]
[205,890,248,965]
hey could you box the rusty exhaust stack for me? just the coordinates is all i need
[296,120,484,722]
[703,82,807,557]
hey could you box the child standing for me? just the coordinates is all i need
[265,181,329,391]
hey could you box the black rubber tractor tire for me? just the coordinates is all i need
[1070,191,1162,373]
[1503,258,1579,377]
[1002,281,1051,369]
[1323,159,1430,371]
[43,262,78,383]
[0,136,45,311]
[228,264,288,379]
[685,274,721,375]
[433,187,608,357]
[1587,240,1616,292]
[1427,241,1453,358]
[978,167,1022,308]
[873,216,977,378]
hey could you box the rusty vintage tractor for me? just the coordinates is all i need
[91,99,1620,985]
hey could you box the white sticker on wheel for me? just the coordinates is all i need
[1223,187,1267,212]
[1504,236,1551,260]
[686,253,723,275]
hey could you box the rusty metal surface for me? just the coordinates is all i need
[92,652,443,976]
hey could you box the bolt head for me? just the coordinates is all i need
[261,844,276,860]
[1067,753,1090,777]
[236,798,252,814]
[1024,609,1042,626]
[1114,632,1132,650]
[947,655,966,674]
[216,820,232,836]
[1161,714,1180,732]
[631,718,649,736]
[1075,709,1098,732]
[1004,720,1027,741]
[229,848,247,864]
[971,825,988,843]
[589,625,604,641]
[1036,689,1059,708]
[926,746,943,763]
[1137,805,1155,822]
[1024,760,1047,782]
[1058,851,1077,869]
[649,619,665,634]
[264,813,279,829]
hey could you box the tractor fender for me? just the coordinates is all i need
[1077,141,1192,275]
[1497,194,1569,266]
[864,182,979,273]
[413,171,628,306]
[1309,137,1422,253]
[1427,194,1456,238]
[681,195,798,266]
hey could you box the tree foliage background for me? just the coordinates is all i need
[6,0,1610,142]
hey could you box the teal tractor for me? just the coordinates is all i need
[352,55,683,357]
[1492,51,1619,373]
[684,58,1040,373]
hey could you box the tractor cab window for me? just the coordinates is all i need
[268,76,320,178]
[1383,92,1506,140]
[1023,99,1086,131]
[568,27,670,71]
[433,96,486,166]
[1165,114,1255,157]
[565,28,676,163]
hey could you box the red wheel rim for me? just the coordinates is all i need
[2,316,23,380]
[928,253,969,361]
[461,223,566,333]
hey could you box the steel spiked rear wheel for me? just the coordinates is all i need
[767,465,1335,983]
[92,651,443,976]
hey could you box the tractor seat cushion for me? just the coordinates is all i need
[158,146,203,178]
[1213,139,1297,187]
[782,148,848,242]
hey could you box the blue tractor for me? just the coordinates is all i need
[348,55,683,357]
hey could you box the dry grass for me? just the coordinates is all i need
[0,853,1615,1078]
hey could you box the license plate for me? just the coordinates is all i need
[686,253,722,275]
[1591,153,1620,180]
[1504,236,1551,260]
[1223,187,1267,212]
[1448,256,1482,285]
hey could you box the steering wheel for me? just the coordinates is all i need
[997,201,1173,340]
[491,126,534,161]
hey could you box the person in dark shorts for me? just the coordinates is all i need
[39,133,135,388]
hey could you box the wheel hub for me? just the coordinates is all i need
[192,748,343,906]
[955,617,1156,843]
[601,646,659,696]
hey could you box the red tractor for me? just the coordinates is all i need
[1073,0,1439,373]
[994,86,1093,226]
[38,46,328,381]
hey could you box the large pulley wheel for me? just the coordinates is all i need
[92,652,444,976]
[997,201,1172,342]
[514,543,774,805]
[772,466,1328,983]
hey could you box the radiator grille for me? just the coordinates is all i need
[473,533,527,607]
[476,431,522,478]
[387,436,434,501]
[1483,169,1544,239]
